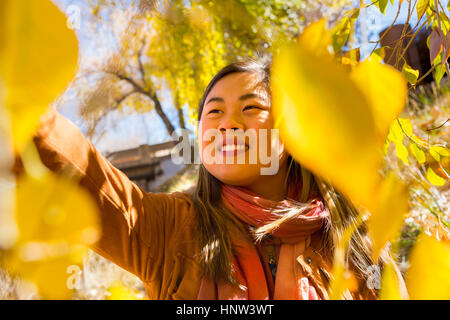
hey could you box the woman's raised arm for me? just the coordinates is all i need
[31,108,191,283]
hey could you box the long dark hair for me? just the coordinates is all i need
[190,58,392,297]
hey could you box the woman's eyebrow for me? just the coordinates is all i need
[205,97,224,105]
[205,93,266,106]
[239,93,265,101]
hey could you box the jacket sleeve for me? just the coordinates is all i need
[32,108,186,283]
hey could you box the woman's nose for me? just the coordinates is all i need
[219,113,245,132]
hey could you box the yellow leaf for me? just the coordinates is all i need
[107,282,142,300]
[398,118,413,136]
[4,172,100,299]
[426,167,446,186]
[409,144,426,164]
[395,142,409,165]
[15,172,100,245]
[0,0,79,151]
[4,249,85,300]
[368,173,408,260]
[272,42,381,209]
[350,60,407,143]
[297,19,333,57]
[402,63,419,85]
[406,234,450,299]
[369,47,385,64]
[380,261,402,300]
[430,145,450,158]
[429,147,441,162]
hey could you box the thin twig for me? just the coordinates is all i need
[426,118,450,131]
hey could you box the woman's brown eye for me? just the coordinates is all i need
[208,109,221,114]
[243,105,260,111]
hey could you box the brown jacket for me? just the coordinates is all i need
[32,109,376,300]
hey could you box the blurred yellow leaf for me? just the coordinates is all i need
[4,251,85,300]
[329,247,354,300]
[107,282,142,300]
[298,19,333,57]
[272,40,380,209]
[3,171,100,299]
[406,234,450,299]
[329,216,364,300]
[350,60,407,143]
[368,173,408,260]
[380,261,402,300]
[0,0,79,151]
[15,172,100,245]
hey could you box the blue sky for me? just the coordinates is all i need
[54,0,444,155]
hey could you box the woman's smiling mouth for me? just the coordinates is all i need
[218,136,249,157]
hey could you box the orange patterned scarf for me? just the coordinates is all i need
[197,183,329,300]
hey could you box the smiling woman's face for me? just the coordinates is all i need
[198,71,288,187]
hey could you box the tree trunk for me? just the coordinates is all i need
[149,92,177,137]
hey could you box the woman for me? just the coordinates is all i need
[32,58,402,300]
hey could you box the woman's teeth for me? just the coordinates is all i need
[221,144,247,152]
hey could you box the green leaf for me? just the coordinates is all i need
[402,63,419,84]
[426,167,446,186]
[435,63,446,87]
[410,144,426,164]
[376,0,389,14]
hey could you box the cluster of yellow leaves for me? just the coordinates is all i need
[386,118,450,186]
[271,19,450,299]
[0,0,101,299]
[146,3,227,120]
